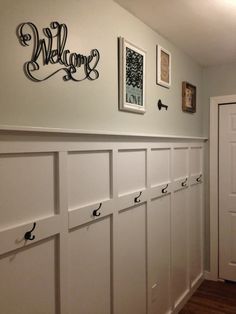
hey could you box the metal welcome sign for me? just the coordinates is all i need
[17,21,100,82]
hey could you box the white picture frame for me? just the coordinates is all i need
[156,45,171,88]
[118,37,146,114]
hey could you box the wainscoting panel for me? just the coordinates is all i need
[116,204,147,314]
[67,150,112,209]
[0,130,206,314]
[149,195,171,314]
[172,189,189,308]
[68,217,112,314]
[173,146,188,181]
[0,237,58,314]
[189,184,203,286]
[0,153,57,230]
[190,146,202,176]
[117,149,147,196]
[150,148,171,187]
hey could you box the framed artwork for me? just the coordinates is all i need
[156,45,171,88]
[118,37,146,114]
[182,81,196,113]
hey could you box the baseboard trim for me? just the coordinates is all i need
[204,270,218,281]
[172,275,204,314]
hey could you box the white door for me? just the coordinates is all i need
[219,104,236,281]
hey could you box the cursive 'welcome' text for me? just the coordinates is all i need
[17,21,100,82]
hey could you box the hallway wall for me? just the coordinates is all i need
[0,0,204,137]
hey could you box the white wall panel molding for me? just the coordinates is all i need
[0,125,208,140]
[69,199,115,229]
[0,131,205,314]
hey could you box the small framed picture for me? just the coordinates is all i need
[156,45,171,88]
[118,37,146,114]
[182,81,196,113]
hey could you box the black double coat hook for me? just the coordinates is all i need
[24,222,36,241]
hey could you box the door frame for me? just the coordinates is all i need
[208,95,236,281]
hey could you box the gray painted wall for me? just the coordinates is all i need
[203,61,236,135]
[0,0,204,137]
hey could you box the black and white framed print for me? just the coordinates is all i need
[118,37,146,114]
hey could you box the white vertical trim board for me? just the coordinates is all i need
[208,95,236,281]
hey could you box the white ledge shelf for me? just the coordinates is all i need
[0,124,208,141]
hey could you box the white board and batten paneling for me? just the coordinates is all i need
[0,129,206,314]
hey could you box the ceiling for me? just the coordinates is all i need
[114,0,236,67]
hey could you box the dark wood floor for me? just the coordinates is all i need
[179,280,236,313]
